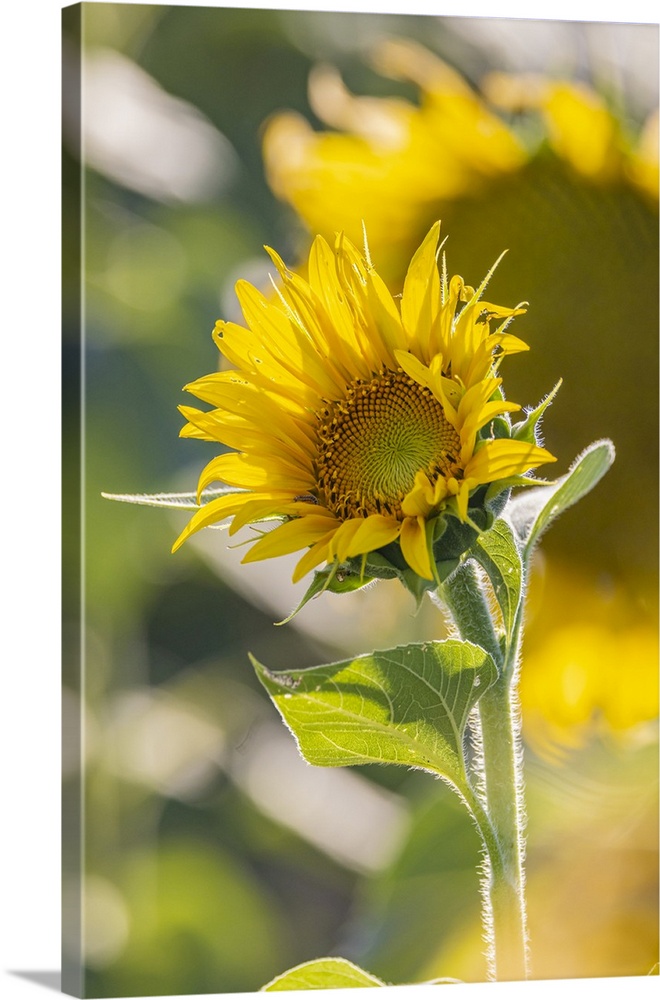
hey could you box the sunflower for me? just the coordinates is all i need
[173,222,555,584]
[262,40,527,280]
[262,39,658,277]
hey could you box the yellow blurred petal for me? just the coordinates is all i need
[542,81,623,183]
[481,71,547,112]
[371,38,473,95]
[627,108,660,202]
[308,62,411,143]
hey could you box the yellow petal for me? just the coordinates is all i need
[401,471,449,518]
[464,331,529,387]
[236,280,345,398]
[456,378,503,422]
[242,515,340,564]
[184,371,311,431]
[399,516,434,580]
[178,406,314,473]
[454,379,520,460]
[464,439,556,485]
[400,221,441,357]
[325,518,363,563]
[292,533,337,583]
[401,471,433,518]
[228,497,336,536]
[459,400,522,464]
[307,234,366,372]
[212,319,299,390]
[197,451,312,497]
[192,373,319,454]
[342,514,401,559]
[178,419,215,442]
[171,491,252,553]
[394,349,432,388]
[455,480,476,522]
[366,268,408,357]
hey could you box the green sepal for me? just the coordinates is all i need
[262,957,386,991]
[348,549,401,581]
[251,639,498,788]
[488,413,515,439]
[350,543,437,611]
[399,565,439,608]
[433,503,487,559]
[512,379,562,445]
[277,563,376,625]
[483,483,512,518]
[101,485,245,511]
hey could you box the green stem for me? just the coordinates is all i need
[476,677,529,981]
[441,564,529,982]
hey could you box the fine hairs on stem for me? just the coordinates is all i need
[439,562,530,980]
[465,703,498,979]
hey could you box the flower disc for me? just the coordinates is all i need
[317,370,461,519]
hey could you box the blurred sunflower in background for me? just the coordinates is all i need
[263,36,658,275]
[263,40,529,280]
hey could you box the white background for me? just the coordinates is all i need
[2,1,658,999]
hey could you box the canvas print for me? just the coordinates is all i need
[61,3,659,997]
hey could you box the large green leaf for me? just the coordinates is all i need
[508,439,615,557]
[471,518,523,644]
[251,640,497,788]
[262,957,385,991]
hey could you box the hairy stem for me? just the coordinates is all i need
[441,563,529,981]
[475,677,529,980]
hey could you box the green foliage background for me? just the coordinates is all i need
[62,4,658,996]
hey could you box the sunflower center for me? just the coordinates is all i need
[317,369,461,519]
